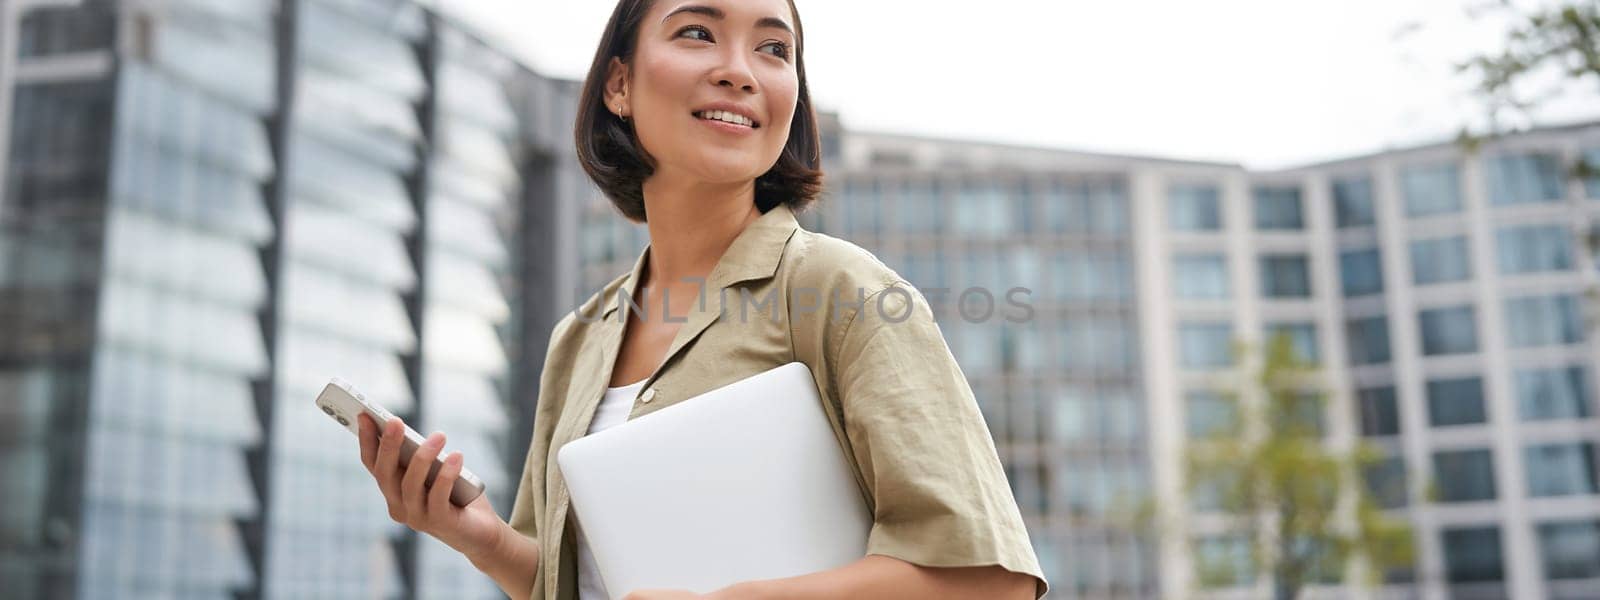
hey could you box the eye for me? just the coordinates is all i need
[760,41,792,60]
[676,25,712,42]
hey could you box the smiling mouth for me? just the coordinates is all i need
[692,110,760,129]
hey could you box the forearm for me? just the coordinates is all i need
[466,521,541,600]
[713,554,1035,600]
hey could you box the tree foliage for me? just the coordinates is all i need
[1183,334,1413,600]
[1459,0,1600,158]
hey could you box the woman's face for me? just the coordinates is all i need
[607,0,800,188]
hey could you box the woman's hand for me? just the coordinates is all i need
[357,413,506,560]
[622,583,766,600]
[620,591,711,600]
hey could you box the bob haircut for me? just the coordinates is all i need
[574,0,825,222]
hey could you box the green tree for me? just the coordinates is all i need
[1458,0,1600,163]
[1182,334,1413,600]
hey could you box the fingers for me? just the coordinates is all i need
[401,431,446,518]
[374,417,405,505]
[428,451,464,515]
[357,413,378,471]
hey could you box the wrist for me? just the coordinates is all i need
[463,521,513,567]
[711,579,782,600]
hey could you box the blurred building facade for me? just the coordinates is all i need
[1222,129,1600,600]
[0,0,587,598]
[774,126,1600,600]
[4,1,1600,600]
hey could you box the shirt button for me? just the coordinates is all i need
[639,388,656,404]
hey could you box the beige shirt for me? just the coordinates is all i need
[507,203,1047,599]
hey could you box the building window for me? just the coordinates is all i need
[953,181,1016,235]
[1402,163,1463,217]
[1180,322,1234,370]
[1340,248,1383,297]
[1434,449,1496,502]
[1516,366,1591,421]
[9,81,115,207]
[843,179,884,236]
[1410,235,1472,285]
[1443,526,1504,583]
[1186,391,1237,439]
[1346,316,1392,365]
[1427,377,1487,427]
[1505,294,1584,348]
[1497,224,1573,275]
[1042,180,1083,233]
[1537,519,1600,580]
[1253,186,1304,230]
[1364,456,1408,508]
[1332,175,1376,228]
[1052,250,1131,301]
[1057,319,1137,371]
[1525,442,1598,497]
[1011,187,1036,235]
[579,215,617,264]
[1173,254,1229,300]
[962,249,1005,298]
[902,250,946,290]
[1169,184,1222,231]
[1260,254,1312,298]
[1194,535,1255,587]
[1007,246,1042,296]
[1487,152,1566,206]
[1040,177,1129,234]
[797,204,825,232]
[1088,179,1130,234]
[17,4,116,58]
[1584,148,1600,200]
[1356,386,1400,436]
[1419,305,1478,356]
[898,180,945,234]
[1265,322,1319,364]
[952,323,1000,376]
[1274,392,1326,437]
[1001,324,1045,372]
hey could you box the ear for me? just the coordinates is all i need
[603,56,631,118]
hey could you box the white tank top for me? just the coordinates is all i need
[575,377,647,600]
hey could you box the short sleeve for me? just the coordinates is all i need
[506,435,541,540]
[829,283,1048,598]
[508,312,581,546]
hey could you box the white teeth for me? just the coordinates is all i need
[698,110,752,127]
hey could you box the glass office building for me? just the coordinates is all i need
[1295,134,1600,600]
[0,0,579,598]
[1135,129,1600,600]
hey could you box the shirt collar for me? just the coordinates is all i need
[603,203,800,319]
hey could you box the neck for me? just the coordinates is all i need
[638,171,763,290]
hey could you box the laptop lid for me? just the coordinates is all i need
[556,362,871,597]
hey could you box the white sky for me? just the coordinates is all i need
[433,0,1600,170]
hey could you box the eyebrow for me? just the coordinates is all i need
[661,4,794,37]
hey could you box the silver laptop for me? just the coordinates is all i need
[557,362,871,598]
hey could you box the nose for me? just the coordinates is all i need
[710,48,758,94]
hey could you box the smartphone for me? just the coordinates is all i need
[315,377,486,507]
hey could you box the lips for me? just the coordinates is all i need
[694,115,757,135]
[693,110,757,129]
[690,102,761,128]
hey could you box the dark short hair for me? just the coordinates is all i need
[574,0,824,222]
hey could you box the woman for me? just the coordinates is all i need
[356,0,1046,598]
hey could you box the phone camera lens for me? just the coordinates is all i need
[336,415,349,427]
[320,405,335,416]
